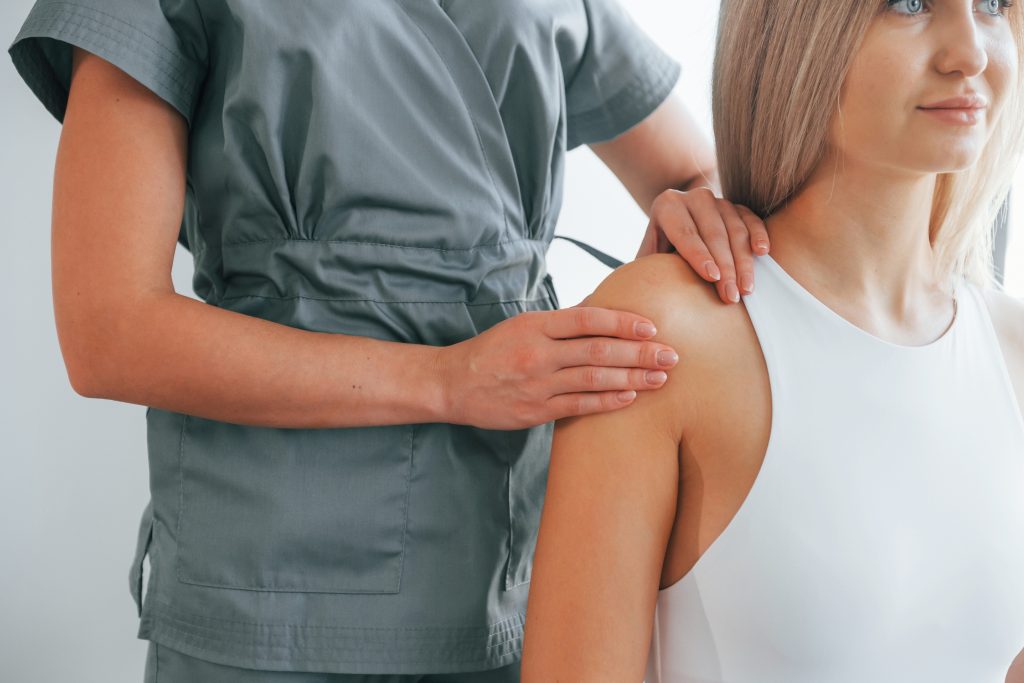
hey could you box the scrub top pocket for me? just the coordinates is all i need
[174,416,414,594]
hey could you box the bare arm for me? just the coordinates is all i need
[588,92,720,213]
[55,47,447,428]
[56,48,679,429]
[521,257,693,681]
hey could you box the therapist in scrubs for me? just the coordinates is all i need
[8,0,768,679]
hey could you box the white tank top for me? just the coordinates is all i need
[645,253,1024,683]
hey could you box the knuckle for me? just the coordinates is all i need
[513,310,536,327]
[586,340,612,363]
[569,395,587,416]
[510,345,539,373]
[726,219,749,238]
[574,307,597,331]
[584,366,605,388]
[651,189,678,212]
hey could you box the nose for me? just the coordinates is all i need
[932,7,989,78]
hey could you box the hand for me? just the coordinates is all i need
[636,187,770,304]
[437,307,679,430]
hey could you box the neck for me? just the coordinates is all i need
[763,149,954,324]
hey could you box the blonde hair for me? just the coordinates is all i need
[712,0,1024,288]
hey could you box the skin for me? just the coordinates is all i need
[591,95,771,301]
[55,44,756,429]
[521,1,1024,680]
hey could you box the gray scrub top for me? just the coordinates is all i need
[9,0,680,674]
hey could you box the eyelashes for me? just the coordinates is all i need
[884,0,1015,15]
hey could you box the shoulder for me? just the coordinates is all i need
[580,253,723,333]
[582,253,754,350]
[579,253,760,436]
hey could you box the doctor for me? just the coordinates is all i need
[9,0,767,680]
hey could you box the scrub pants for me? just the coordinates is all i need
[144,641,522,683]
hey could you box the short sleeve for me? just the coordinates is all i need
[563,0,681,150]
[7,0,208,128]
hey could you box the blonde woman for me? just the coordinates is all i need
[521,0,1024,681]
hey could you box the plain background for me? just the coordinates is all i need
[2,2,1023,681]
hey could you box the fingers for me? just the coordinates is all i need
[649,188,773,305]
[545,390,641,419]
[717,200,756,297]
[543,306,661,341]
[682,191,744,304]
[549,365,669,396]
[555,337,678,372]
[738,204,771,256]
[649,191,722,284]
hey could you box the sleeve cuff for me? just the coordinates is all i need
[566,50,681,151]
[7,1,204,127]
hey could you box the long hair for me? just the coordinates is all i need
[712,0,1024,287]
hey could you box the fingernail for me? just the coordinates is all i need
[646,370,668,385]
[704,260,721,281]
[740,274,754,293]
[635,322,657,337]
[727,282,741,303]
[755,241,769,253]
[618,390,637,403]
[657,350,679,367]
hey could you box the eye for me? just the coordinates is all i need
[886,0,927,15]
[885,0,1014,16]
[977,0,1015,16]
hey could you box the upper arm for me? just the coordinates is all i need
[589,92,720,213]
[53,47,187,393]
[521,256,699,682]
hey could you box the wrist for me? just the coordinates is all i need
[425,343,455,424]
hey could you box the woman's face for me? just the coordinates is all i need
[833,0,1018,173]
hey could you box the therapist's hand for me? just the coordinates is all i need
[637,187,770,305]
[437,307,678,430]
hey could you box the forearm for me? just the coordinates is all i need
[589,93,722,214]
[72,291,447,428]
[679,166,721,195]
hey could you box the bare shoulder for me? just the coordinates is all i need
[580,253,760,435]
[581,253,732,341]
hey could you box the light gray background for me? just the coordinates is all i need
[2,2,1021,682]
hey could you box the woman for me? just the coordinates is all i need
[6,0,769,679]
[522,0,1024,681]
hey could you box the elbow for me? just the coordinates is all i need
[63,348,107,398]
[56,313,116,399]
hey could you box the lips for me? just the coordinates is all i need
[918,94,989,110]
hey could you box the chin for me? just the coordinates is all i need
[915,147,985,174]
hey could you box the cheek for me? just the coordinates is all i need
[833,41,917,148]
[985,37,1019,109]
[835,32,917,133]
